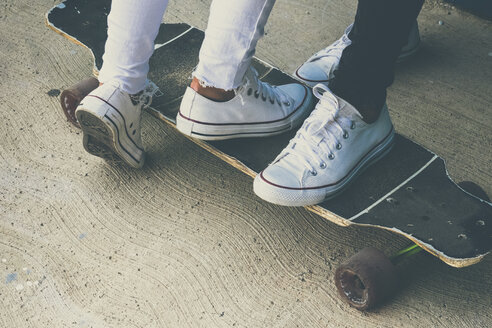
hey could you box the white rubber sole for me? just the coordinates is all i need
[76,97,144,169]
[254,129,395,206]
[176,86,313,141]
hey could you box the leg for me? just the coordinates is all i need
[176,0,314,140]
[189,0,277,102]
[254,0,424,206]
[194,0,274,91]
[99,0,169,94]
[295,4,421,98]
[75,0,168,168]
[330,0,425,123]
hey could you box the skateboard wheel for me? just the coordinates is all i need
[458,181,491,202]
[60,77,99,128]
[334,247,398,311]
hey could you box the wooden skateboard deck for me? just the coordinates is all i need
[46,0,492,269]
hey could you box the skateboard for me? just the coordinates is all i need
[46,0,492,311]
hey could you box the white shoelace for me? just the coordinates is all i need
[274,84,353,176]
[240,67,292,107]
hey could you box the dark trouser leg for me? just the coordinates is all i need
[329,0,424,123]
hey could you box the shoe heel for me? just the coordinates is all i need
[77,109,144,168]
[77,110,117,158]
[175,112,194,137]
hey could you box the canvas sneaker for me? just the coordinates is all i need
[75,80,160,168]
[295,21,420,87]
[253,84,395,206]
[176,67,313,140]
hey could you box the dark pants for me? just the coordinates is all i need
[330,0,425,123]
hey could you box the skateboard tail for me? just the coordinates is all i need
[45,13,100,77]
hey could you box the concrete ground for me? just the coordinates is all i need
[1,0,491,327]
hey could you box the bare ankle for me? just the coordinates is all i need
[191,77,235,102]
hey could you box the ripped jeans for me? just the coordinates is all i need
[98,0,276,94]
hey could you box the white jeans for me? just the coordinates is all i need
[98,0,275,94]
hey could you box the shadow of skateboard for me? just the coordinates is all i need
[46,0,492,311]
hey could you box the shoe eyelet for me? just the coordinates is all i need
[254,91,260,98]
[247,88,253,96]
[130,123,134,128]
[328,153,335,160]
[350,122,356,130]
[343,131,349,139]
[336,143,342,150]
[311,170,318,176]
[132,130,136,136]
[283,101,291,106]
[320,162,327,169]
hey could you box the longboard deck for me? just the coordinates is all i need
[46,0,492,268]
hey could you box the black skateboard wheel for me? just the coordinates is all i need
[334,247,398,311]
[60,77,99,128]
[458,181,491,202]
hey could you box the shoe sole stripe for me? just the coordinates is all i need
[259,128,395,191]
[294,66,329,84]
[87,94,144,152]
[177,86,309,126]
[103,114,141,165]
[80,110,140,164]
[190,126,291,138]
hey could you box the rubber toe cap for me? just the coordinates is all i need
[295,62,329,84]
[255,165,312,206]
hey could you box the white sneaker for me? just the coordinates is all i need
[75,80,159,168]
[253,84,395,206]
[176,67,313,140]
[295,24,353,88]
[295,21,420,87]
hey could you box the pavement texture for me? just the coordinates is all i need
[0,0,491,327]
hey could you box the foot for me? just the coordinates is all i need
[75,80,159,168]
[176,67,313,140]
[295,24,353,88]
[253,84,394,206]
[295,21,420,87]
[189,77,235,102]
